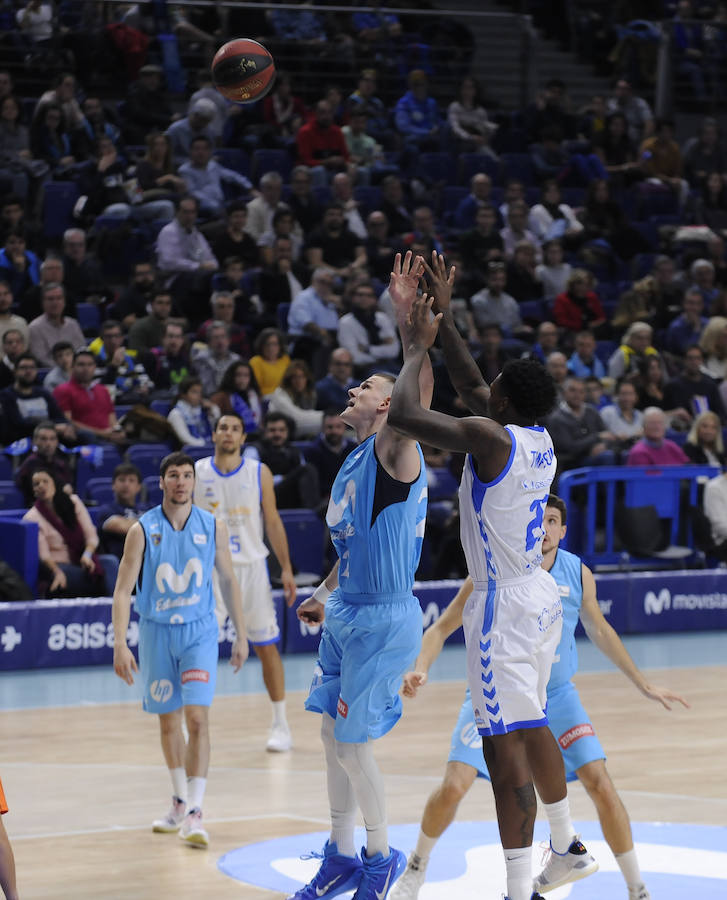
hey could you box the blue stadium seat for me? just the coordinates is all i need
[277,302,291,332]
[635,185,679,220]
[353,185,382,216]
[76,302,101,335]
[251,149,292,184]
[500,153,535,186]
[0,518,38,588]
[150,399,171,417]
[279,509,325,578]
[0,481,24,509]
[417,152,456,184]
[0,455,13,480]
[457,152,500,185]
[128,443,174,479]
[85,478,116,505]
[214,148,250,178]
[143,476,162,506]
[75,446,123,496]
[181,444,214,463]
[114,404,133,420]
[43,181,80,239]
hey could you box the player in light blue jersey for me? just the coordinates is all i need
[112,451,247,850]
[391,495,688,900]
[290,253,431,900]
[388,253,590,900]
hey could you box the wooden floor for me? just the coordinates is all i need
[1,664,725,899]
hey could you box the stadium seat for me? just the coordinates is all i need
[277,302,291,332]
[457,152,500,185]
[500,153,535,186]
[85,478,116,506]
[251,148,292,184]
[353,185,382,216]
[43,181,80,239]
[417,152,456,184]
[214,148,250,178]
[75,446,123,497]
[0,455,13,480]
[181,444,214,463]
[519,299,546,323]
[76,302,101,335]
[279,509,325,579]
[128,443,174,479]
[0,482,24,509]
[150,399,171,417]
[0,518,38,589]
[143,476,162,506]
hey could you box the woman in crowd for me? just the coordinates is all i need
[29,102,79,170]
[684,410,726,466]
[536,239,572,297]
[167,375,219,446]
[447,76,497,156]
[23,468,111,598]
[690,171,727,234]
[552,268,606,335]
[249,327,291,398]
[699,315,727,380]
[134,131,186,202]
[528,179,584,247]
[211,359,264,435]
[267,359,323,439]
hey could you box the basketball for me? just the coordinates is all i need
[211,38,276,104]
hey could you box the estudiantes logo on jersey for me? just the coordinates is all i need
[217,821,727,898]
[154,559,203,614]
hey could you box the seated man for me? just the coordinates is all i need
[178,136,252,219]
[315,348,356,411]
[0,327,28,390]
[545,376,616,473]
[89,319,153,405]
[15,420,74,504]
[247,412,320,510]
[43,340,74,392]
[191,320,241,396]
[27,282,85,368]
[53,349,126,446]
[141,318,195,399]
[127,290,173,355]
[96,463,147,559]
[0,352,76,444]
[337,281,400,378]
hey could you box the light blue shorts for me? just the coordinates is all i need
[448,683,606,782]
[305,590,422,743]
[138,611,219,714]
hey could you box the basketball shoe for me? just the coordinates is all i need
[267,722,293,753]
[629,886,650,899]
[152,796,186,833]
[179,808,209,848]
[388,852,427,899]
[352,846,406,900]
[533,836,598,893]
[286,840,363,899]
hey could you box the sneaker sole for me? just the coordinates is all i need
[181,833,209,849]
[266,742,293,753]
[152,824,182,833]
[535,859,599,893]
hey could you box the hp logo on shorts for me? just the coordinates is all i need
[150,679,174,703]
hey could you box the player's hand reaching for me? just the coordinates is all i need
[230,636,249,672]
[402,670,428,698]
[640,682,690,711]
[297,596,326,625]
[422,251,455,313]
[281,567,297,607]
[389,250,425,320]
[113,644,138,686]
[407,294,442,351]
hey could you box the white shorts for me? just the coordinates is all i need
[213,558,280,645]
[463,567,562,737]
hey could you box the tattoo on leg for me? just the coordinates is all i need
[514,782,537,846]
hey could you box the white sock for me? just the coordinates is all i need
[336,740,389,859]
[187,776,207,812]
[321,714,357,858]
[412,829,438,868]
[504,846,532,900]
[272,699,288,728]
[615,848,644,889]
[543,797,576,854]
[170,767,187,803]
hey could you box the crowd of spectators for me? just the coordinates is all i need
[3,2,727,593]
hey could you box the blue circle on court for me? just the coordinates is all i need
[218,820,727,898]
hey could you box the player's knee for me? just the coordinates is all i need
[441,772,470,804]
[580,762,614,801]
[334,740,364,777]
[184,707,208,737]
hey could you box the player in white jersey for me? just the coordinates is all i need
[193,412,297,752]
[388,253,595,900]
[391,495,688,900]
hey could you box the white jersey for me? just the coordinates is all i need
[194,456,268,564]
[459,423,556,584]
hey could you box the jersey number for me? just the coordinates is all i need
[525,495,548,551]
[230,536,241,553]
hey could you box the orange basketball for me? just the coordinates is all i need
[211,38,276,104]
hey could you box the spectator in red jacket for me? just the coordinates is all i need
[553,269,606,335]
[296,99,349,186]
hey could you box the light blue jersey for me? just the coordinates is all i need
[547,548,584,690]
[136,505,217,625]
[325,433,427,598]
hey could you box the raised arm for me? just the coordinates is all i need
[388,295,511,473]
[402,577,473,697]
[214,519,249,672]
[112,521,144,685]
[579,564,690,711]
[423,252,491,416]
[388,251,434,410]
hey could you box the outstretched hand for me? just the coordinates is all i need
[641,682,690,711]
[389,250,425,319]
[407,293,442,351]
[422,251,455,313]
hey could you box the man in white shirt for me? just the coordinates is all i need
[470,262,527,335]
[178,136,252,219]
[337,281,400,377]
[28,283,85,367]
[0,281,28,345]
[245,171,286,242]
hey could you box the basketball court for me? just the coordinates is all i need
[1,632,725,898]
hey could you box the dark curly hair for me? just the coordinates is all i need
[499,358,557,422]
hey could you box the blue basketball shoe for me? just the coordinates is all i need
[352,846,406,900]
[287,840,363,899]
